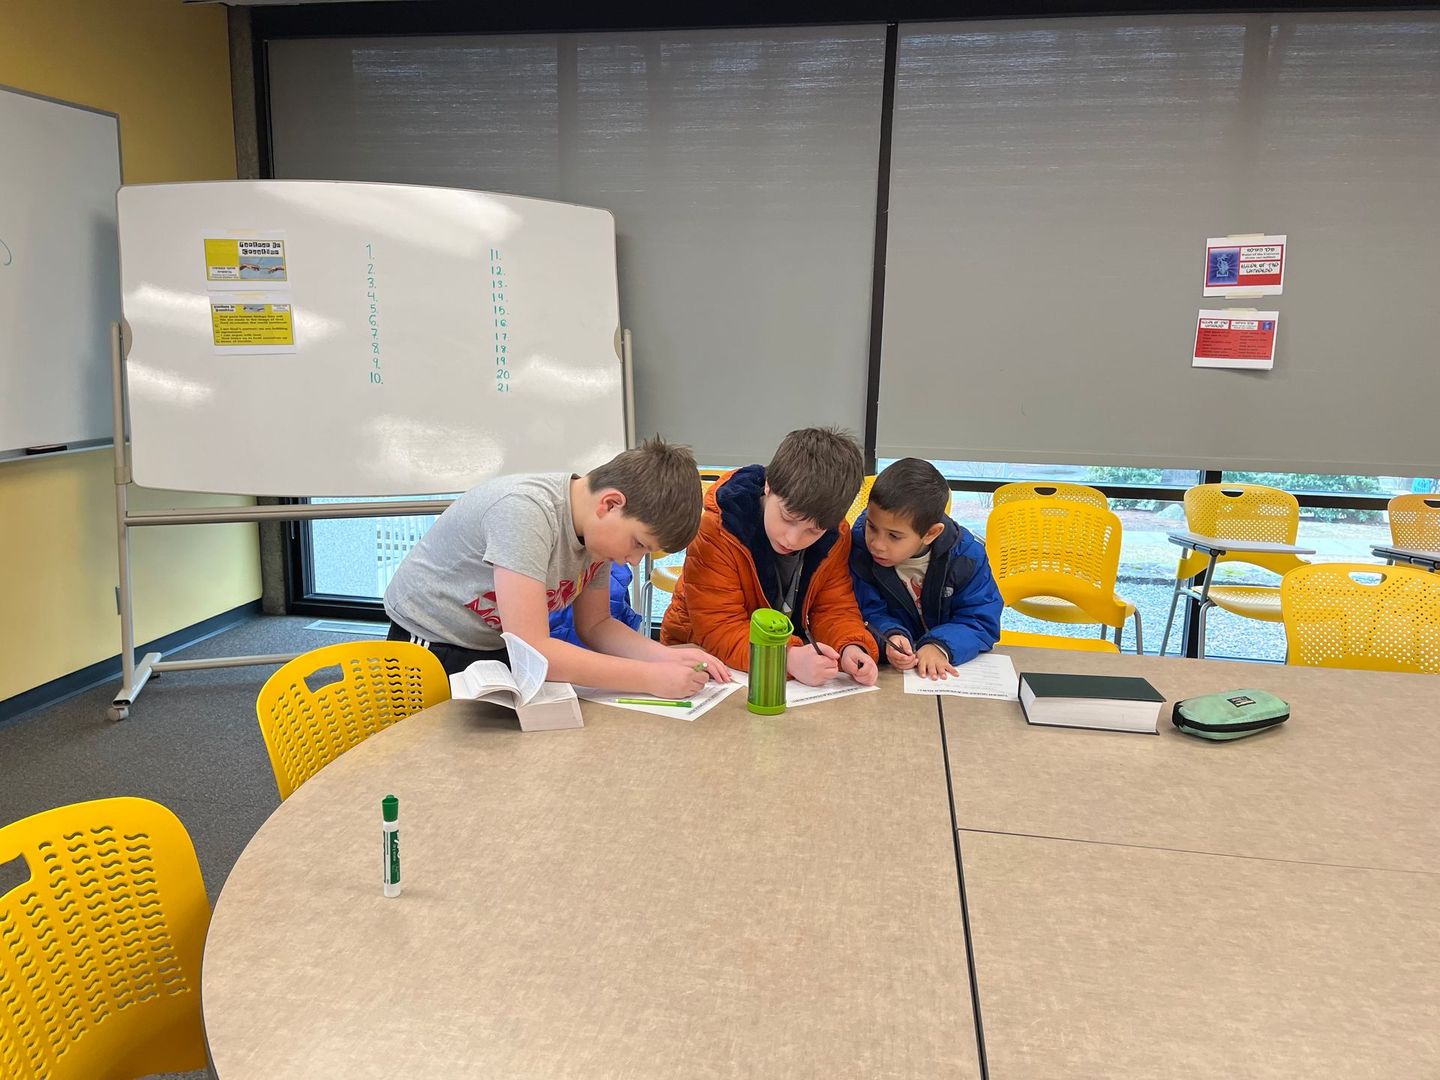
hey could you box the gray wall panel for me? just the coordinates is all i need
[270,28,885,467]
[879,14,1440,475]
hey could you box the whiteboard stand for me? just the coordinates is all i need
[107,321,637,721]
[107,322,446,720]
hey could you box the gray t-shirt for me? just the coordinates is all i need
[383,473,605,651]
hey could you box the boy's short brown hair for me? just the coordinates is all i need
[586,436,703,552]
[765,427,864,529]
[870,457,951,534]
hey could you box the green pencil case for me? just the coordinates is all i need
[1171,689,1290,741]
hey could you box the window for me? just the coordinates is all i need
[304,495,454,603]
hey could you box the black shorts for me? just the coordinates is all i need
[387,621,509,676]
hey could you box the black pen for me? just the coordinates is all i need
[867,621,913,657]
[805,612,824,656]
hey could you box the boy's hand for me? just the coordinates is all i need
[915,643,959,680]
[664,645,732,683]
[886,634,918,671]
[647,661,711,700]
[839,644,878,686]
[787,643,840,686]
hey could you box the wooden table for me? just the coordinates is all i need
[960,831,1440,1079]
[203,676,982,1079]
[945,648,1440,873]
[943,648,1440,1079]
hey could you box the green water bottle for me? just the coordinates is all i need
[747,608,793,716]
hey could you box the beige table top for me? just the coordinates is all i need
[943,649,1440,873]
[961,831,1440,1080]
[203,676,981,1079]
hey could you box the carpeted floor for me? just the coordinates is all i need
[0,614,386,1080]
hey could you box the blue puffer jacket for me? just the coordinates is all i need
[849,511,1003,665]
[549,563,643,646]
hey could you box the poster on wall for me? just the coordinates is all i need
[1192,310,1278,370]
[1202,235,1286,296]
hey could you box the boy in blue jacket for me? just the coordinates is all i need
[850,458,1002,679]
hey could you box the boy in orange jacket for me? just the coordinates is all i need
[661,428,878,687]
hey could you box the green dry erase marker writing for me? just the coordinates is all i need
[382,794,401,898]
[616,697,693,708]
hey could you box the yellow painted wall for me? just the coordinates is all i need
[0,0,260,702]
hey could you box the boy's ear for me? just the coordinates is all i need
[597,489,626,515]
[922,521,946,545]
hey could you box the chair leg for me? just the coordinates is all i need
[1131,610,1143,655]
[1159,578,1183,657]
[1196,603,1210,660]
[1098,624,1108,639]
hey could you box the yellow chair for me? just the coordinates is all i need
[1159,484,1308,659]
[1387,493,1440,551]
[992,481,1110,510]
[986,500,1142,652]
[845,474,879,526]
[998,629,1121,653]
[256,640,450,800]
[0,798,209,1079]
[1281,563,1440,673]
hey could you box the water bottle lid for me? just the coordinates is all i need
[382,794,399,822]
[749,608,793,646]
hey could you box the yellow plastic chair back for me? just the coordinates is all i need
[650,478,717,594]
[992,481,1109,510]
[998,630,1120,653]
[1388,494,1440,550]
[845,474,878,526]
[0,798,209,1080]
[1177,483,1307,581]
[257,640,450,800]
[986,500,1130,626]
[1281,563,1440,673]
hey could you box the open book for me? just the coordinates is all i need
[448,632,583,732]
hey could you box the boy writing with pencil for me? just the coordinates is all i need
[849,458,1002,679]
[385,437,728,698]
[660,427,878,687]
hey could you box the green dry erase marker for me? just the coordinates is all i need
[616,697,693,708]
[382,794,401,898]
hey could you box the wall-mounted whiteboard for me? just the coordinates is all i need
[117,180,625,496]
[0,86,121,459]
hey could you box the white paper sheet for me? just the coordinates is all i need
[574,676,745,721]
[903,653,1018,700]
[784,675,880,708]
[448,661,521,704]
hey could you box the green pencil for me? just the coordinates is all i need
[616,697,693,708]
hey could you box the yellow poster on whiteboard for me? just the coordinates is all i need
[210,300,297,354]
[204,234,288,284]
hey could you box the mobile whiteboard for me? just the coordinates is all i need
[118,180,624,496]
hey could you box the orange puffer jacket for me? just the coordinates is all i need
[659,465,877,671]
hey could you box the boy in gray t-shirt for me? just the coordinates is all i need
[384,438,728,700]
